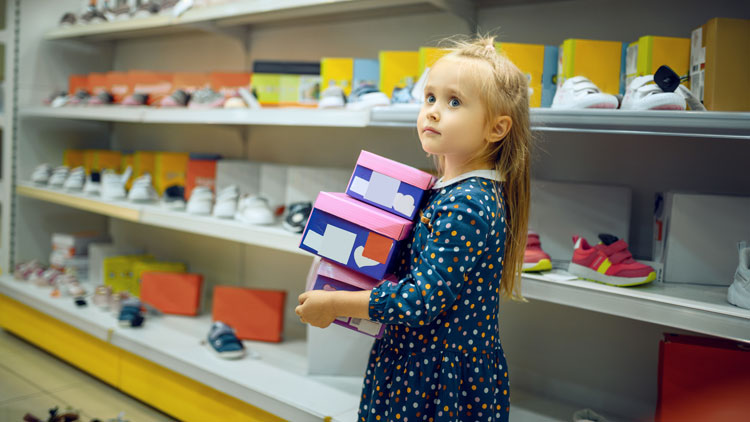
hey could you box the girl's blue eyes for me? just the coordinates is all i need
[425,95,461,107]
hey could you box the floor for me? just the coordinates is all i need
[0,329,174,422]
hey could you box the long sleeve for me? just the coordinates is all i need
[368,190,499,327]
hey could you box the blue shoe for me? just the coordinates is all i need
[207,321,245,359]
[118,298,144,328]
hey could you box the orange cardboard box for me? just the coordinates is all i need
[209,72,252,98]
[172,72,210,93]
[185,158,217,199]
[68,74,88,95]
[84,150,122,174]
[63,150,86,168]
[141,272,203,316]
[106,71,131,103]
[87,73,109,96]
[212,286,286,342]
[128,70,173,105]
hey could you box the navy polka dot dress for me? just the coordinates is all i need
[360,172,510,422]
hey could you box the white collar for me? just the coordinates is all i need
[432,169,503,190]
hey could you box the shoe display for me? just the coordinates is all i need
[621,75,686,111]
[186,185,214,215]
[48,166,70,188]
[62,166,86,191]
[67,89,91,105]
[162,185,186,210]
[14,260,45,281]
[160,89,191,107]
[118,298,145,327]
[87,91,115,105]
[80,5,108,24]
[121,92,149,106]
[235,195,275,225]
[283,201,312,233]
[318,85,346,109]
[346,84,390,110]
[132,0,161,18]
[728,241,750,310]
[59,12,77,26]
[238,87,261,109]
[391,77,416,104]
[92,285,113,309]
[127,174,158,202]
[551,76,619,109]
[101,167,132,200]
[31,163,52,185]
[207,321,246,359]
[523,231,552,272]
[212,185,239,218]
[83,171,102,195]
[568,234,656,287]
[188,88,225,109]
[30,268,62,288]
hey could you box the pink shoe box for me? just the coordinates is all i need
[299,192,413,280]
[346,150,435,221]
[306,258,395,338]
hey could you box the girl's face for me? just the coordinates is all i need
[418,56,489,160]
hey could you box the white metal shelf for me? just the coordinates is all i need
[521,274,750,343]
[21,105,750,138]
[0,275,590,422]
[43,0,468,41]
[16,182,306,256]
[21,106,371,127]
[370,106,750,139]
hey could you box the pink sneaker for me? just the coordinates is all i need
[568,234,656,287]
[523,231,552,272]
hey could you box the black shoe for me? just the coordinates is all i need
[283,202,312,233]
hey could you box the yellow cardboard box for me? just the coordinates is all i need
[379,51,418,99]
[626,36,689,88]
[418,47,450,75]
[103,255,154,295]
[63,150,86,169]
[496,42,546,108]
[558,39,626,95]
[84,150,122,174]
[154,152,189,196]
[321,58,354,95]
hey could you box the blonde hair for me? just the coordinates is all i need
[431,35,532,300]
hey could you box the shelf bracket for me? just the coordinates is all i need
[427,0,477,33]
[183,21,248,49]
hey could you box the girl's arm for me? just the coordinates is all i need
[296,289,371,328]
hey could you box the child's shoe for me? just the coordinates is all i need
[118,298,144,327]
[728,241,750,310]
[551,76,618,109]
[568,234,656,287]
[523,231,552,272]
[207,321,245,359]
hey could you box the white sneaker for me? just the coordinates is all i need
[212,185,239,219]
[728,241,750,310]
[83,172,101,196]
[128,174,158,202]
[551,76,619,110]
[621,75,686,111]
[238,87,261,109]
[101,167,132,200]
[186,186,214,215]
[31,164,52,185]
[318,85,346,109]
[235,195,275,225]
[63,166,86,191]
[48,166,70,188]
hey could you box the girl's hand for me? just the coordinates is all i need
[296,290,338,328]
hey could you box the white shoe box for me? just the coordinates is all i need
[215,160,261,197]
[285,165,350,204]
[660,192,750,285]
[529,180,632,263]
[52,231,110,257]
[307,324,373,376]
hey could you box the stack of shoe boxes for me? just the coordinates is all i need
[300,150,435,337]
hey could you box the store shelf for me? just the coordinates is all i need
[0,275,362,421]
[43,0,468,41]
[17,182,306,255]
[521,274,750,343]
[370,106,750,139]
[21,106,372,127]
[23,105,750,138]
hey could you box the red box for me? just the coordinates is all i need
[87,72,109,96]
[657,333,750,421]
[212,286,286,343]
[106,71,131,104]
[140,272,203,316]
[185,158,217,200]
[209,72,252,98]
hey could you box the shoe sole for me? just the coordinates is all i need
[728,282,750,310]
[522,259,552,272]
[207,343,245,360]
[568,262,656,287]
[282,220,304,233]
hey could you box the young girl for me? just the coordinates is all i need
[296,35,531,422]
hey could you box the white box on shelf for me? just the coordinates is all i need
[307,324,374,376]
[259,163,288,213]
[662,192,750,285]
[529,180,632,262]
[285,165,350,204]
[215,160,261,197]
[51,231,110,257]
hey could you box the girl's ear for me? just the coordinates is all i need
[487,115,512,144]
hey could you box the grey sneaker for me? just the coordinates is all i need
[728,241,750,310]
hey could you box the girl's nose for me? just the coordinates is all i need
[427,108,439,122]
